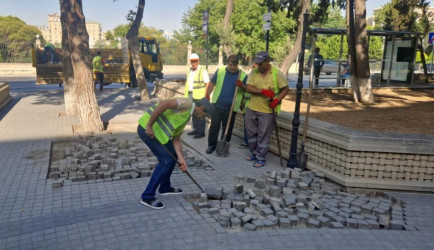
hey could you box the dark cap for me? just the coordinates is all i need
[197,98,216,115]
[253,51,270,64]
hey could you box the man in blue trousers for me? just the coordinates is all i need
[137,97,210,209]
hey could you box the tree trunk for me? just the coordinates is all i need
[354,0,374,103]
[418,40,429,83]
[61,0,103,132]
[346,0,360,103]
[126,0,150,101]
[222,0,234,57]
[60,0,77,116]
[279,0,310,76]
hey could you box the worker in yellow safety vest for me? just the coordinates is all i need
[43,42,55,64]
[92,51,105,91]
[184,53,210,139]
[204,55,248,154]
[245,51,289,168]
[137,97,212,209]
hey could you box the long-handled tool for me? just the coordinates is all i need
[272,107,284,167]
[154,138,205,192]
[215,71,241,157]
[298,73,314,170]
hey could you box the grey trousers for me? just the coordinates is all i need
[245,108,275,161]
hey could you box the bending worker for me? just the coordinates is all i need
[245,51,289,168]
[185,53,210,139]
[205,55,247,154]
[137,97,210,209]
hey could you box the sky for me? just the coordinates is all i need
[0,0,428,34]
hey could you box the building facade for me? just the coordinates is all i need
[39,13,103,48]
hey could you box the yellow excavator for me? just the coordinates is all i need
[32,37,163,86]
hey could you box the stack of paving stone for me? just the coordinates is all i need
[190,169,412,232]
[49,135,213,188]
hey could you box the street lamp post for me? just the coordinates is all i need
[265,0,271,51]
[287,10,309,169]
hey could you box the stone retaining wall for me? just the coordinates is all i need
[0,63,36,76]
[153,80,434,192]
[0,82,11,110]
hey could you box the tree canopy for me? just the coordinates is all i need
[0,15,42,62]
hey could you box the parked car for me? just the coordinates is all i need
[304,59,341,75]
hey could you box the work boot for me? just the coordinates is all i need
[193,133,205,139]
[187,130,197,136]
[206,146,215,154]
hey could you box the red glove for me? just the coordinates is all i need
[261,89,275,99]
[236,80,243,88]
[269,98,280,109]
[205,95,210,101]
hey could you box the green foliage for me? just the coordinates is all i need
[113,24,131,39]
[174,0,295,65]
[0,15,42,62]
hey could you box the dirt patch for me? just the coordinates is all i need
[281,88,434,135]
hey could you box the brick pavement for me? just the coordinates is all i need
[0,83,433,249]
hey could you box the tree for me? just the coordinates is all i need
[126,0,151,101]
[59,0,103,132]
[350,0,374,103]
[220,0,235,57]
[0,16,42,62]
[279,0,311,75]
[59,0,77,116]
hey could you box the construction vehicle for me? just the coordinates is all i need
[31,37,163,86]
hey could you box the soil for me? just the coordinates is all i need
[280,88,434,135]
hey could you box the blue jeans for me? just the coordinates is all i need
[137,125,177,200]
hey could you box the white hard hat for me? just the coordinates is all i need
[189,53,199,61]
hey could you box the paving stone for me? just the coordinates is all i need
[276,180,287,188]
[252,220,265,230]
[208,207,219,215]
[350,206,362,213]
[269,185,281,197]
[366,219,380,229]
[244,207,255,214]
[130,171,140,178]
[324,211,337,219]
[254,180,266,189]
[241,214,253,225]
[266,215,279,223]
[357,220,370,229]
[389,220,404,230]
[345,218,358,229]
[246,177,256,183]
[243,223,256,231]
[331,215,345,223]
[230,217,241,228]
[297,182,308,190]
[297,212,310,222]
[233,201,246,212]
[52,180,63,188]
[234,184,244,194]
[278,218,291,228]
[261,208,274,217]
[287,215,300,226]
[351,214,364,220]
[330,222,345,228]
[307,218,320,228]
[403,224,418,231]
[316,216,331,227]
[247,189,256,199]
[263,219,277,228]
[276,210,289,218]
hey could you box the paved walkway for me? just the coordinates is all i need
[0,80,433,249]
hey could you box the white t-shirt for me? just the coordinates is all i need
[188,65,210,91]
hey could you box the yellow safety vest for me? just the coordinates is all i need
[254,66,281,114]
[93,55,103,73]
[138,103,193,144]
[211,67,247,112]
[185,66,206,99]
[44,43,54,50]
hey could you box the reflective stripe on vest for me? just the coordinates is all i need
[93,56,103,72]
[254,66,281,114]
[185,67,206,99]
[138,103,192,144]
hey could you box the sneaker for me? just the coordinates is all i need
[239,142,248,148]
[140,198,165,209]
[193,133,205,139]
[206,146,215,154]
[159,187,183,196]
[187,130,198,136]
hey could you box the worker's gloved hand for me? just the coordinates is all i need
[261,89,275,99]
[205,95,210,101]
[236,80,243,88]
[269,98,280,109]
[178,159,188,172]
[145,126,155,138]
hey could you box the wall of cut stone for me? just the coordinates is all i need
[153,80,434,192]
